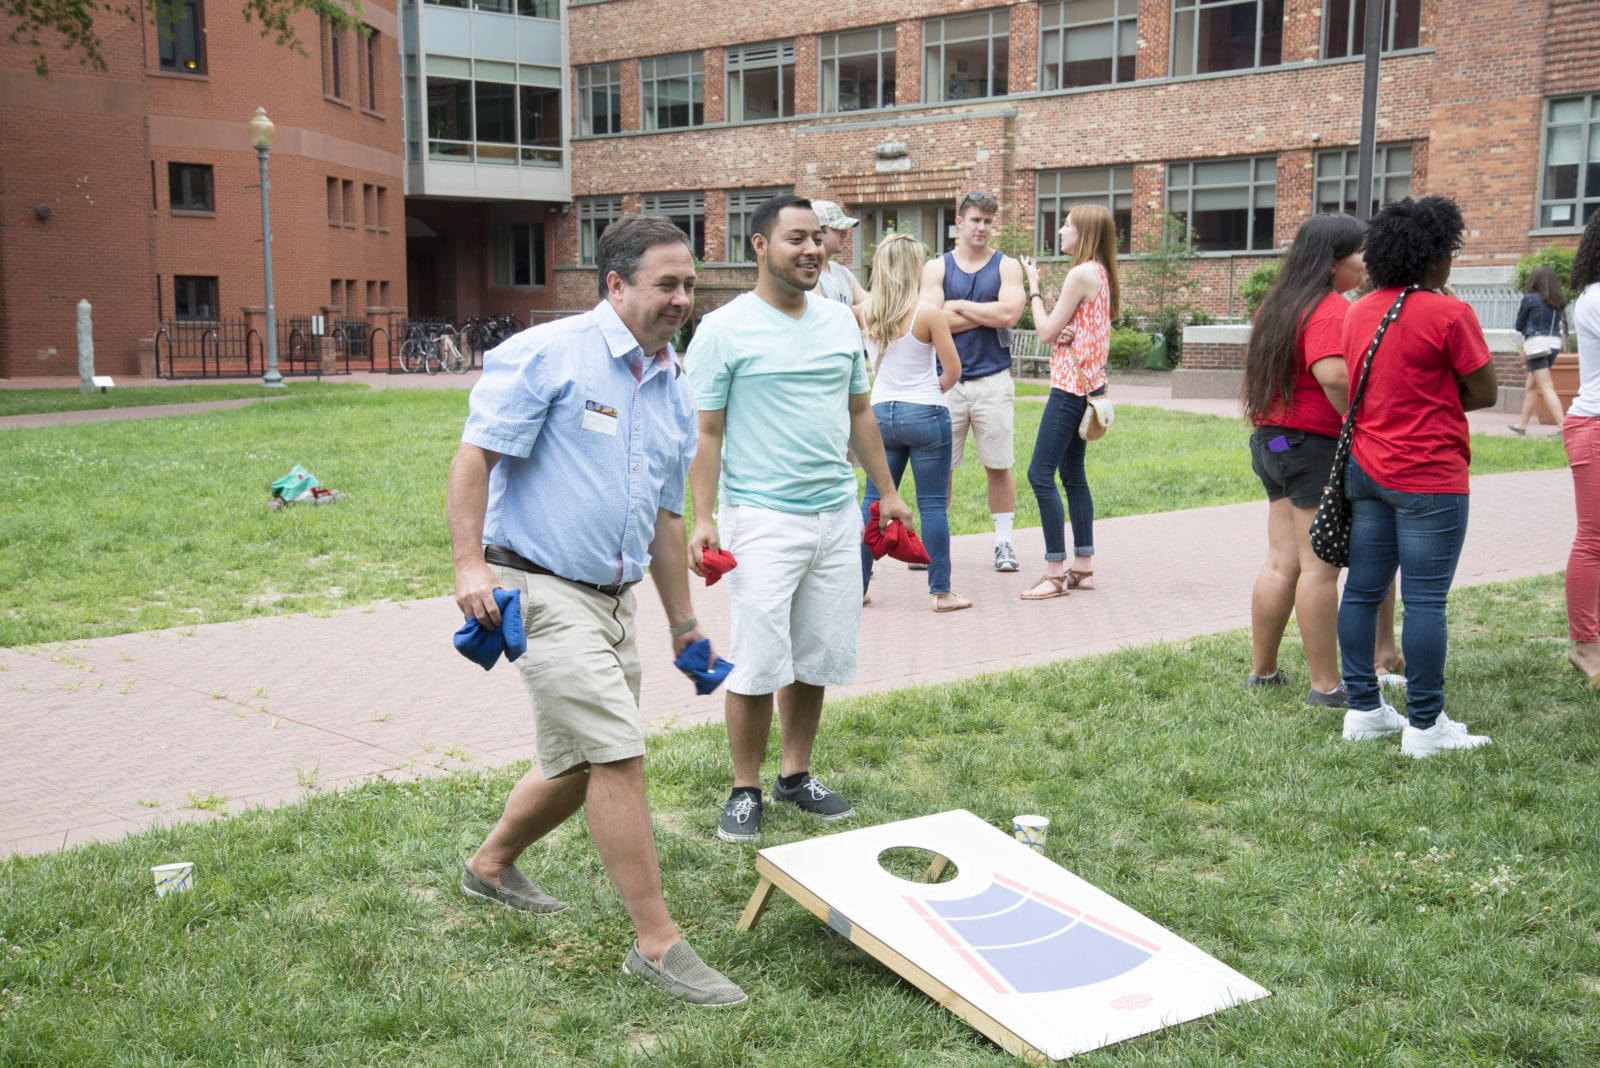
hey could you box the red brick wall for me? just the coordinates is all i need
[1,3,405,377]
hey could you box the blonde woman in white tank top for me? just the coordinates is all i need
[857,235,970,612]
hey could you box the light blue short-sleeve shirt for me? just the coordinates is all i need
[462,301,697,586]
[686,292,870,514]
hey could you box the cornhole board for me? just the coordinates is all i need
[737,809,1269,1062]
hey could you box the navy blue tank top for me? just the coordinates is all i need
[943,250,1011,381]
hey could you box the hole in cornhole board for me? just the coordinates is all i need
[877,847,959,885]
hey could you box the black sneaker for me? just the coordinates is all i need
[1305,683,1349,709]
[1246,669,1289,689]
[772,775,855,821]
[716,791,762,843]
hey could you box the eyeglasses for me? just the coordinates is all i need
[960,191,998,210]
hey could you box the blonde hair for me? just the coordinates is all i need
[863,234,929,353]
[1066,204,1122,319]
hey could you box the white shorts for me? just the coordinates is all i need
[722,501,863,695]
[947,371,1016,470]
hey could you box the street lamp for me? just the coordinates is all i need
[248,106,284,388]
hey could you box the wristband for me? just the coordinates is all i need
[669,617,698,637]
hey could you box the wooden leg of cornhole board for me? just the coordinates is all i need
[736,875,775,933]
[924,853,951,883]
[739,855,1047,1064]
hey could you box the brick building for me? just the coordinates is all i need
[550,0,1600,329]
[0,2,407,378]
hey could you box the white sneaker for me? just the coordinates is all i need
[1401,714,1491,758]
[1341,702,1407,741]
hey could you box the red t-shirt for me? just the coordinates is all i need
[1342,288,1492,495]
[1256,291,1347,439]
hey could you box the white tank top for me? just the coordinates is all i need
[867,304,947,407]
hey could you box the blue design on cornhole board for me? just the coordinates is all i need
[922,880,1156,995]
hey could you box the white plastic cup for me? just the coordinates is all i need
[151,862,194,897]
[1013,815,1050,853]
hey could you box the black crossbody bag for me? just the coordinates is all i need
[1308,286,1418,567]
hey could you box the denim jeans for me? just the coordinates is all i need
[861,402,954,595]
[1337,458,1470,727]
[1026,387,1097,560]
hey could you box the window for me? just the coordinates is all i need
[376,187,389,229]
[364,30,380,110]
[641,53,704,131]
[363,183,376,229]
[1323,0,1421,59]
[367,280,378,308]
[492,223,547,286]
[1539,94,1600,229]
[642,193,707,261]
[579,196,623,265]
[820,26,896,113]
[725,186,792,263]
[174,276,218,321]
[342,180,356,227]
[425,57,563,166]
[1171,0,1283,76]
[327,177,341,224]
[577,62,622,135]
[158,0,204,73]
[1037,166,1133,254]
[380,281,391,305]
[330,280,343,307]
[1313,144,1412,217]
[168,163,213,212]
[323,14,346,99]
[923,10,1009,103]
[1166,156,1277,251]
[438,0,558,14]
[346,280,358,317]
[1040,0,1137,90]
[726,41,796,123]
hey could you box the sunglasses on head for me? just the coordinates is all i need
[961,192,998,209]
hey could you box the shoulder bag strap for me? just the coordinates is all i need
[1328,285,1418,480]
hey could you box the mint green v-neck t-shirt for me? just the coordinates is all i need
[686,292,870,514]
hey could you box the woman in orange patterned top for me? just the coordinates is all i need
[1018,204,1119,600]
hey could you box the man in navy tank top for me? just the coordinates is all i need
[919,192,1027,571]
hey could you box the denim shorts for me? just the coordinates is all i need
[1526,352,1556,373]
[1250,426,1339,509]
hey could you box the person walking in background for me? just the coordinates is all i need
[1017,205,1118,600]
[857,234,969,612]
[1509,265,1569,435]
[813,200,869,308]
[1336,196,1500,758]
[921,192,1027,572]
[1561,211,1600,685]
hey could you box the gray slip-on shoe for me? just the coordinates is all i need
[623,940,748,1007]
[459,862,570,915]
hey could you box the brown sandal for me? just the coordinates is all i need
[1020,575,1068,601]
[1065,569,1095,591]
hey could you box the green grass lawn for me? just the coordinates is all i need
[0,381,368,417]
[2,575,1596,1064]
[0,390,1568,647]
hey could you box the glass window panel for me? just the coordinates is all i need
[475,82,515,143]
[427,77,472,141]
[1550,98,1585,124]
[1195,158,1252,184]
[1194,187,1249,210]
[475,59,515,82]
[428,54,472,78]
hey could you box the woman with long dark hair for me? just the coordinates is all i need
[1018,204,1120,600]
[1243,213,1388,708]
[1336,196,1500,757]
[1562,211,1600,683]
[1510,265,1568,435]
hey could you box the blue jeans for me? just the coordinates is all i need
[1337,458,1470,727]
[861,402,954,595]
[1027,388,1096,560]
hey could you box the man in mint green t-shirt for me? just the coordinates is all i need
[687,194,913,845]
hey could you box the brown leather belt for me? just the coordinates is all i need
[483,545,637,597]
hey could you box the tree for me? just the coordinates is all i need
[1122,212,1200,365]
[6,0,364,77]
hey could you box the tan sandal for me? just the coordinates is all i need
[1020,575,1068,601]
[932,593,973,613]
[1065,568,1095,591]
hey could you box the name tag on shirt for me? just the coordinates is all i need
[582,400,619,436]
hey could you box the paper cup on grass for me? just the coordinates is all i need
[151,862,194,897]
[1013,815,1049,853]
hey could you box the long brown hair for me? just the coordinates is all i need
[1574,210,1600,293]
[1243,213,1366,423]
[1066,204,1121,319]
[1525,265,1565,310]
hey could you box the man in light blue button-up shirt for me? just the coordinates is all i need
[445,215,746,1007]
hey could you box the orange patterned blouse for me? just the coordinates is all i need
[1049,262,1110,396]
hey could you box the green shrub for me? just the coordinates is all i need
[1241,262,1280,318]
[1108,326,1155,369]
[1514,245,1577,297]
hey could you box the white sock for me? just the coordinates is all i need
[993,512,1014,546]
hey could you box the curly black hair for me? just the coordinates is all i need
[1572,210,1600,294]
[1362,196,1465,289]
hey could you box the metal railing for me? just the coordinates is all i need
[152,318,370,379]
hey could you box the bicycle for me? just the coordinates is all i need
[397,322,468,373]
